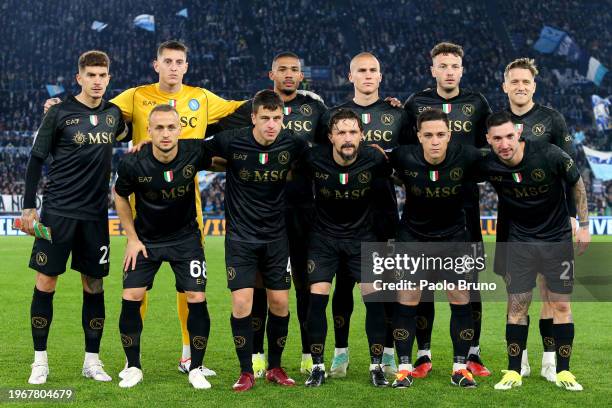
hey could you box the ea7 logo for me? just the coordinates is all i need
[138,176,152,183]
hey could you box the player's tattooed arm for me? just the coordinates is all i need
[507,292,532,324]
[83,275,104,294]
[573,176,591,255]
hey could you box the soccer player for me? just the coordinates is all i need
[501,58,577,380]
[403,42,492,377]
[317,52,410,377]
[206,52,327,376]
[203,90,308,391]
[20,50,128,384]
[302,109,392,387]
[114,105,216,389]
[45,40,244,375]
[480,111,589,392]
[388,109,482,388]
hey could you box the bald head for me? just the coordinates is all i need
[350,52,380,73]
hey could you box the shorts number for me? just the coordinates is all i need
[286,258,292,275]
[99,245,109,264]
[190,260,207,279]
[560,260,574,280]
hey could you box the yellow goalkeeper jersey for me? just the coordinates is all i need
[112,83,245,242]
[111,83,245,143]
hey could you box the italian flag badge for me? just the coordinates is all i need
[442,104,452,114]
[512,172,522,183]
[89,115,98,126]
[361,113,371,124]
[168,99,177,108]
[429,170,439,181]
[514,123,523,133]
[163,170,173,182]
[283,107,291,115]
[339,173,349,185]
[259,153,269,164]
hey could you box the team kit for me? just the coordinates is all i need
[18,40,590,392]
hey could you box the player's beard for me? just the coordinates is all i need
[339,143,359,161]
[279,88,296,97]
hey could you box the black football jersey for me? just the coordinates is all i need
[114,140,213,246]
[31,95,128,220]
[390,143,482,239]
[403,88,491,147]
[203,127,308,242]
[479,140,580,241]
[299,145,391,240]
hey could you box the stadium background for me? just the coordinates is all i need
[0,1,611,406]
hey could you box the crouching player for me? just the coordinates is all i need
[114,105,216,389]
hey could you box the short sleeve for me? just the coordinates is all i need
[31,105,60,159]
[550,145,580,186]
[114,159,135,197]
[110,87,137,122]
[203,129,232,159]
[402,95,419,145]
[204,89,246,122]
[551,111,577,160]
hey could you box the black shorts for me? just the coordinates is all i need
[29,212,110,278]
[123,234,206,292]
[504,240,574,295]
[225,238,291,291]
[307,232,373,284]
[286,205,314,291]
[395,227,472,284]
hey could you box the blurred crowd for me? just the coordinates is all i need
[1,0,610,215]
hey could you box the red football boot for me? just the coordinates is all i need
[233,372,255,392]
[411,355,432,378]
[265,367,296,386]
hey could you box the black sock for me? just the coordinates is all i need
[266,311,289,369]
[119,299,142,369]
[31,287,54,351]
[450,303,473,364]
[553,323,574,372]
[332,279,354,348]
[251,288,267,354]
[187,301,210,371]
[415,293,435,350]
[393,304,417,365]
[307,293,329,365]
[295,288,310,354]
[470,300,482,351]
[506,323,528,372]
[540,318,556,352]
[384,302,395,349]
[231,314,253,374]
[82,291,105,353]
[365,302,386,365]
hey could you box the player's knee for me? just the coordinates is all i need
[550,301,571,316]
[82,275,104,294]
[311,282,331,295]
[185,291,205,303]
[267,291,289,315]
[122,288,146,301]
[231,291,253,317]
[35,273,58,292]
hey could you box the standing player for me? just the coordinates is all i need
[302,109,392,387]
[203,90,308,391]
[388,109,482,388]
[20,51,128,384]
[45,40,244,375]
[206,52,327,376]
[501,58,577,380]
[403,42,492,377]
[481,111,588,392]
[114,105,215,389]
[317,52,410,377]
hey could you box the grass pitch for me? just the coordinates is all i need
[1,236,611,407]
